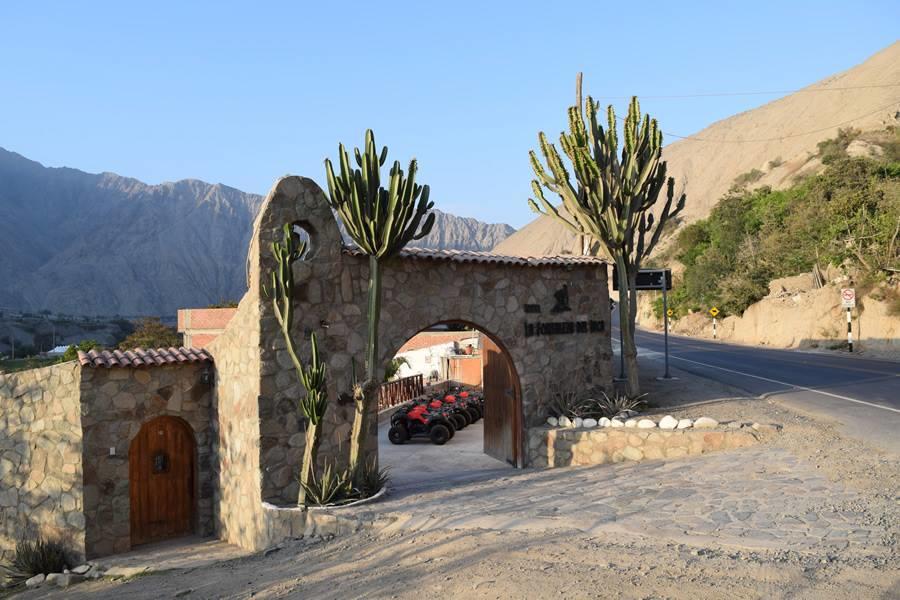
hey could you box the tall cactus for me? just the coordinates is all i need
[270,224,329,505]
[529,74,686,397]
[324,129,435,480]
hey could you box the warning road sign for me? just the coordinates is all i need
[841,288,856,308]
[709,307,719,317]
[666,308,674,317]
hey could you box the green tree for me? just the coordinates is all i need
[528,75,685,396]
[383,357,410,382]
[62,340,101,361]
[324,129,435,480]
[117,317,180,350]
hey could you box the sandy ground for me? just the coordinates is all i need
[11,365,900,599]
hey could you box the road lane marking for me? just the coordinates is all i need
[662,353,900,415]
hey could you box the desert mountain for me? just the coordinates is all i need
[494,41,900,256]
[0,150,513,316]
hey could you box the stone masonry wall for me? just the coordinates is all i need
[0,362,84,562]
[208,267,269,550]
[250,177,613,505]
[79,363,214,558]
[527,426,761,468]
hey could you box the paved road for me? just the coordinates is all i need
[612,323,900,455]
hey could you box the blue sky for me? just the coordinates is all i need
[1,2,897,227]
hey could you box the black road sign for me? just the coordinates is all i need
[611,267,672,291]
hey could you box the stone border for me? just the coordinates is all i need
[528,418,782,468]
[307,486,389,511]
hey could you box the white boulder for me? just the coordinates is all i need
[676,418,693,429]
[573,417,584,428]
[658,415,678,430]
[558,416,572,428]
[610,418,625,428]
[598,417,611,427]
[625,419,637,428]
[637,419,656,429]
[25,574,45,588]
[547,416,558,427]
[583,418,598,428]
[693,417,719,429]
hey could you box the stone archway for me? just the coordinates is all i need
[214,175,613,515]
[385,320,525,467]
[128,415,196,546]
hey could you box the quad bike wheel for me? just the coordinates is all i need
[450,414,467,430]
[466,407,480,422]
[429,424,451,445]
[388,424,409,445]
[460,408,473,426]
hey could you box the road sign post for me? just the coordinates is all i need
[841,288,855,352]
[660,285,672,379]
[709,306,719,339]
[611,267,675,382]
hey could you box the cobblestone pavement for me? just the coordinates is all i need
[367,446,889,556]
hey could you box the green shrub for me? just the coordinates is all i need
[732,168,764,188]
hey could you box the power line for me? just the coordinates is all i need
[593,83,900,100]
[609,100,899,144]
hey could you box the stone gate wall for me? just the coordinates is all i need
[208,290,269,551]
[0,362,84,562]
[241,176,613,506]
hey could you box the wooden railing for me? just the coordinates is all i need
[378,374,424,411]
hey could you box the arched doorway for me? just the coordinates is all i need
[381,321,523,481]
[129,416,196,546]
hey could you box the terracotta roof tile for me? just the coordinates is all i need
[77,347,213,368]
[342,246,608,267]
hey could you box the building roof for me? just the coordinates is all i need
[397,331,479,354]
[342,246,608,267]
[78,347,213,369]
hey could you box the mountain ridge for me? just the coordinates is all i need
[0,148,514,316]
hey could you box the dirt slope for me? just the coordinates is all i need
[495,41,900,257]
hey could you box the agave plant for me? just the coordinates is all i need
[300,462,353,507]
[355,458,390,499]
[0,536,69,586]
[584,392,648,419]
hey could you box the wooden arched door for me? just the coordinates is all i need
[482,336,522,467]
[129,416,196,546]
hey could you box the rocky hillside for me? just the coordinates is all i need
[0,149,513,316]
[414,209,514,252]
[495,41,900,256]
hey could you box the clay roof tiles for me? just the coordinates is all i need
[77,347,213,369]
[342,246,608,267]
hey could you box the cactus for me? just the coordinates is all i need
[269,224,329,505]
[324,129,435,480]
[529,74,686,397]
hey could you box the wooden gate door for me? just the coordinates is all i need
[129,416,196,546]
[482,336,521,466]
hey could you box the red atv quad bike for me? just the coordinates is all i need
[442,393,480,425]
[404,397,463,433]
[388,403,454,445]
